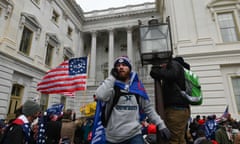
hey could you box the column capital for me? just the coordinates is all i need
[91,30,97,36]
[126,26,133,32]
[108,28,115,33]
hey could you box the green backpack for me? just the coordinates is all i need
[181,68,203,105]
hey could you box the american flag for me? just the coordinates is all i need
[37,57,87,95]
[62,92,76,98]
[216,105,229,123]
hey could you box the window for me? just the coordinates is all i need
[40,94,49,112]
[45,33,60,66]
[217,12,239,42]
[19,26,33,55]
[45,44,54,66]
[11,84,24,96]
[67,26,73,37]
[8,84,24,120]
[33,0,40,4]
[208,0,240,43]
[52,10,59,23]
[63,47,74,61]
[61,96,66,110]
[63,55,69,61]
[232,77,240,113]
[18,13,41,55]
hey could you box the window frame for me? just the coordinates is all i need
[0,7,2,16]
[11,84,24,97]
[61,96,66,111]
[231,76,240,114]
[217,12,240,42]
[44,33,60,67]
[51,9,59,24]
[45,43,54,66]
[19,26,33,55]
[31,0,40,8]
[18,13,41,57]
[63,47,74,60]
[207,0,240,43]
[67,26,73,38]
[32,0,40,5]
[8,84,24,120]
[40,93,49,112]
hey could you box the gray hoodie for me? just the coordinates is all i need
[96,75,166,143]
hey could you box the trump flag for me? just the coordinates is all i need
[91,100,106,144]
[37,57,87,94]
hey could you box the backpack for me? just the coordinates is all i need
[181,68,203,105]
[101,86,143,127]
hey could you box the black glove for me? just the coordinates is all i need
[111,68,119,79]
[157,124,171,140]
[150,66,162,80]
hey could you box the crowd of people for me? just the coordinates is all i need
[186,113,240,144]
[139,113,240,144]
[1,101,240,144]
[0,100,94,144]
[0,56,240,144]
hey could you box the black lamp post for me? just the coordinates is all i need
[139,16,173,144]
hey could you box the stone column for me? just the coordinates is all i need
[89,31,97,85]
[108,28,114,75]
[78,31,84,57]
[127,26,133,70]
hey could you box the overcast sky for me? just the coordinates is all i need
[76,0,155,12]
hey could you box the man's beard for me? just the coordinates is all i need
[118,70,130,81]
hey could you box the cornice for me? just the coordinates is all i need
[83,2,156,22]
[207,0,240,8]
[0,51,46,76]
[63,0,85,21]
[21,12,42,30]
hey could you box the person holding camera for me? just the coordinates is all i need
[95,56,171,144]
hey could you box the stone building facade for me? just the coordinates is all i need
[161,0,240,118]
[0,0,158,119]
[0,0,240,119]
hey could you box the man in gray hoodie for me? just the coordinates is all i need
[96,56,170,144]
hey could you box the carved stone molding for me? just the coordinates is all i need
[45,33,60,54]
[63,47,74,58]
[0,0,14,19]
[19,16,26,29]
[19,12,42,40]
[5,4,12,19]
[207,0,239,21]
[84,2,156,21]
[45,33,60,47]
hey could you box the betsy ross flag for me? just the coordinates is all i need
[37,57,87,95]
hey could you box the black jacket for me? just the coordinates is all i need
[151,60,189,108]
[0,123,35,144]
